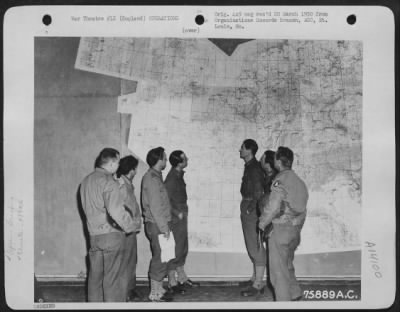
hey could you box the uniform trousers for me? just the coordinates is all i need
[145,222,168,282]
[268,223,303,301]
[167,215,188,271]
[121,232,137,295]
[88,231,127,302]
[240,202,267,267]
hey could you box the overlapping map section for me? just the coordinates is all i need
[76,37,362,253]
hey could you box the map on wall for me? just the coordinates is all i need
[75,37,362,254]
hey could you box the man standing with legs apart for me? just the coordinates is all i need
[80,148,135,302]
[116,155,143,302]
[238,139,267,297]
[141,147,173,302]
[165,150,200,295]
[258,146,309,301]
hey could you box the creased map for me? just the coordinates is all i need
[76,37,362,254]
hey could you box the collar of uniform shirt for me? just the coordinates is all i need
[172,167,185,177]
[244,157,257,167]
[149,167,163,178]
[95,167,113,175]
[121,174,132,186]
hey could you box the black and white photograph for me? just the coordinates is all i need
[4,5,396,310]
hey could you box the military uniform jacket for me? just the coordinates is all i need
[80,168,135,236]
[164,168,188,224]
[259,169,309,229]
[119,175,142,233]
[240,158,265,214]
[141,168,172,233]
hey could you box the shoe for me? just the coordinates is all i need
[292,295,303,301]
[240,286,265,297]
[149,293,174,302]
[179,279,200,288]
[238,280,253,287]
[167,284,186,295]
[127,289,143,302]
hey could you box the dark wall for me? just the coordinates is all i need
[34,37,122,275]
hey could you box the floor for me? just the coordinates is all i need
[36,279,361,302]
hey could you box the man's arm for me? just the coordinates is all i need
[104,180,135,233]
[143,176,170,233]
[246,166,265,213]
[258,185,286,230]
[122,184,143,228]
[170,202,183,218]
[164,178,182,218]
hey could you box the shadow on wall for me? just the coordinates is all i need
[76,185,89,302]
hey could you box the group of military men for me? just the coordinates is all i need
[79,139,308,302]
[238,139,308,301]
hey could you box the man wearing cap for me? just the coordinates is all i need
[258,146,309,301]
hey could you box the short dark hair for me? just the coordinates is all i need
[169,150,184,167]
[94,148,119,168]
[276,146,294,169]
[146,147,165,167]
[243,139,258,156]
[263,150,276,168]
[116,155,139,178]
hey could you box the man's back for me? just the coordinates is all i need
[141,168,171,232]
[119,175,142,232]
[271,169,308,226]
[81,167,134,235]
[165,168,188,223]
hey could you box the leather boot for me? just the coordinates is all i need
[240,266,265,297]
[168,270,186,294]
[127,289,143,302]
[240,285,266,297]
[176,266,200,288]
[239,263,256,287]
[176,266,188,283]
[148,279,158,301]
[149,279,173,302]
[168,270,178,287]
[158,280,173,302]
[253,266,266,289]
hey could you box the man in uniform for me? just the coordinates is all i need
[165,150,200,294]
[238,139,267,296]
[116,155,143,301]
[258,146,309,301]
[80,148,135,302]
[259,149,279,291]
[141,147,173,302]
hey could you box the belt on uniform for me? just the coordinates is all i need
[273,219,303,226]
[242,198,253,201]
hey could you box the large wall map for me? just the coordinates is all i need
[76,37,362,253]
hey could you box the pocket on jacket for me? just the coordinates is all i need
[98,232,125,252]
[240,200,250,214]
